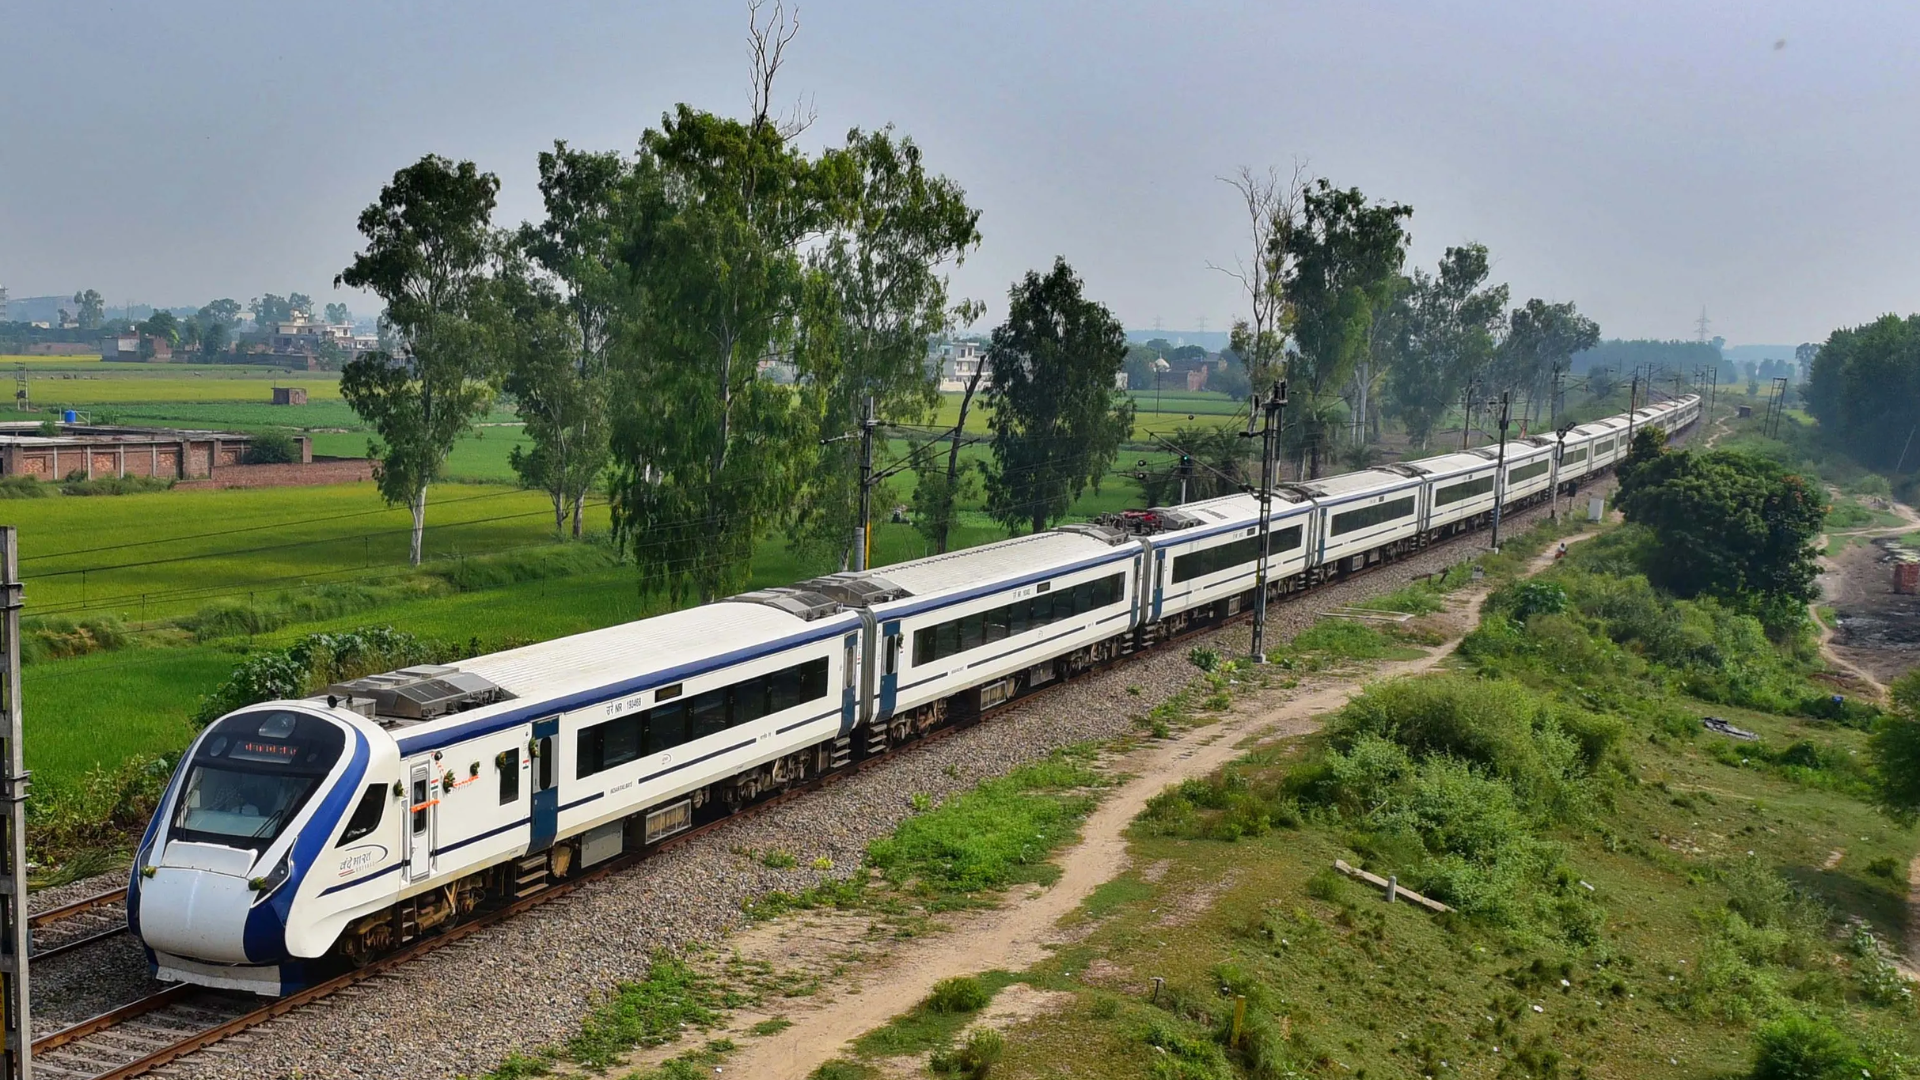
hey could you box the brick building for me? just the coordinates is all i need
[0,423,310,481]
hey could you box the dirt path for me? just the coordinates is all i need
[1808,496,1920,701]
[716,537,1590,1079]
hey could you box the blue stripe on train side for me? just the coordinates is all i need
[395,614,863,756]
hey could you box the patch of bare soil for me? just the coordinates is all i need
[1825,537,1920,692]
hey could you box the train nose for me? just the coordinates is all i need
[135,844,280,965]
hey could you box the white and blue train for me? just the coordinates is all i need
[129,395,1698,994]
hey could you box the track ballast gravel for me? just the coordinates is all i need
[130,483,1620,1080]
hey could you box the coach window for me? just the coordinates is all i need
[688,689,730,742]
[1009,600,1031,636]
[733,675,770,725]
[498,751,520,805]
[985,606,1011,643]
[337,784,386,846]
[959,611,985,651]
[644,701,687,755]
[883,635,902,676]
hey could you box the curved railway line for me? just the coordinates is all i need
[23,416,1698,1080]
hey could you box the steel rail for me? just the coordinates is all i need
[28,887,127,929]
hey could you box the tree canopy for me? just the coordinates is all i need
[984,258,1134,535]
[1803,314,1920,470]
[1615,441,1826,632]
[336,154,503,565]
[1276,179,1411,475]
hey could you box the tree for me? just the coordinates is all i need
[1383,244,1508,448]
[1871,670,1920,823]
[1496,299,1600,427]
[1615,442,1826,634]
[1213,165,1306,392]
[497,256,601,536]
[72,289,104,330]
[983,258,1134,535]
[288,292,314,320]
[515,140,629,538]
[1278,179,1411,476]
[335,154,503,566]
[250,294,293,328]
[324,302,352,325]
[136,311,179,358]
[606,103,820,602]
[1139,424,1252,506]
[1803,315,1920,469]
[915,303,987,555]
[792,125,982,564]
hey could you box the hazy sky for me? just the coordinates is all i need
[3,1,1916,345]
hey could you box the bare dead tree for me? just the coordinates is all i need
[1208,162,1310,390]
[747,0,816,140]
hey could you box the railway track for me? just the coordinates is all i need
[29,887,131,961]
[19,445,1689,1080]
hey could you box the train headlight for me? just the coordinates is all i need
[248,852,293,902]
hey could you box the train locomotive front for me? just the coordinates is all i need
[129,703,395,995]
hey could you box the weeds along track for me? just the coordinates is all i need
[32,423,1695,1080]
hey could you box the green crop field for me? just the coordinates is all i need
[923,389,1246,442]
[14,482,610,624]
[27,371,342,406]
[306,428,530,482]
[0,354,104,367]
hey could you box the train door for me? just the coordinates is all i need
[839,632,860,735]
[529,716,560,851]
[878,620,901,720]
[405,760,434,882]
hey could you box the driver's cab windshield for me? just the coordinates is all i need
[171,709,346,852]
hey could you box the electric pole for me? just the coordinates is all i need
[851,396,876,571]
[1242,380,1287,662]
[1627,370,1640,447]
[1461,381,1478,450]
[0,527,31,1080]
[1489,393,1513,550]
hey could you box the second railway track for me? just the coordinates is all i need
[30,887,131,961]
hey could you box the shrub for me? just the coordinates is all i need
[1865,856,1899,880]
[1187,646,1220,672]
[927,976,991,1014]
[190,626,455,726]
[245,431,299,464]
[60,474,173,496]
[1748,1015,1861,1080]
[0,475,49,498]
[21,615,129,662]
[1506,580,1570,622]
[930,1028,1003,1079]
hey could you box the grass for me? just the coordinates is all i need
[12,482,612,625]
[952,524,1920,1080]
[866,749,1107,903]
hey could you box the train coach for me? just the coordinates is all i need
[128,395,1698,995]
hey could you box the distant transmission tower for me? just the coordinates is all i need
[1694,307,1712,344]
[1153,315,1164,334]
[1195,314,1208,336]
[0,286,8,323]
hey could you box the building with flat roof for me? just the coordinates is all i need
[0,422,308,481]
